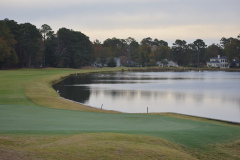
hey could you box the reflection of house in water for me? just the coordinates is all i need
[206,55,229,68]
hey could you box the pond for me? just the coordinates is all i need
[53,71,240,123]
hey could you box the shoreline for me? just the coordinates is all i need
[51,67,240,126]
[126,66,240,72]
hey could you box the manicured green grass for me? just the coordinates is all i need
[1,104,240,149]
[0,68,122,112]
[1,68,240,159]
[0,68,76,106]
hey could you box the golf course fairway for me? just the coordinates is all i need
[0,68,240,160]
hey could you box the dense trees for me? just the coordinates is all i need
[224,38,240,62]
[206,44,222,60]
[0,21,18,68]
[40,24,52,67]
[51,28,94,68]
[0,18,239,69]
[18,23,42,68]
[0,19,94,69]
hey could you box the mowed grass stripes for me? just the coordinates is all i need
[1,104,240,148]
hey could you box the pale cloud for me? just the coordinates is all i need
[0,0,239,45]
[83,24,239,45]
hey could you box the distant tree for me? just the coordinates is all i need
[55,28,94,68]
[97,47,111,66]
[225,38,240,62]
[171,39,187,66]
[161,59,168,67]
[126,37,139,62]
[92,39,102,62]
[139,45,151,66]
[93,39,101,45]
[154,45,171,61]
[141,37,153,46]
[139,51,145,66]
[107,57,116,67]
[0,21,18,68]
[44,31,57,67]
[4,19,28,68]
[103,37,123,57]
[193,39,207,67]
[206,44,222,60]
[220,37,234,48]
[40,24,52,42]
[3,19,19,37]
[40,24,52,67]
[125,37,135,45]
[93,39,121,66]
[149,53,156,66]
[153,39,168,46]
[18,23,42,68]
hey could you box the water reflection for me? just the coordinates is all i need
[53,75,91,103]
[86,88,239,108]
[53,71,240,122]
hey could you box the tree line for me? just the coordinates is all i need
[0,19,93,69]
[0,18,239,69]
[93,36,240,68]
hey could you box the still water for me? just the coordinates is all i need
[53,71,240,122]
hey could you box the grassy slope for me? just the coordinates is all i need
[0,68,240,160]
[0,134,199,160]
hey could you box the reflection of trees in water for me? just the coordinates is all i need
[54,85,90,103]
[103,90,127,99]
[192,94,204,103]
[140,91,151,99]
[174,93,186,102]
[154,92,165,98]
[103,90,137,99]
[92,89,235,106]
[53,74,92,103]
[220,97,240,108]
[92,90,100,97]
[53,72,240,111]
[62,74,93,85]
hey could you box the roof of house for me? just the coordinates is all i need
[207,61,221,64]
[210,56,228,60]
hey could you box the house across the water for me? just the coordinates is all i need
[156,59,178,67]
[206,55,229,68]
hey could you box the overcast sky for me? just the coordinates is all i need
[1,0,239,45]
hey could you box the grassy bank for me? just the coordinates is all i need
[0,67,122,112]
[128,66,240,72]
[1,67,240,159]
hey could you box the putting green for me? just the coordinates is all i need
[1,104,240,148]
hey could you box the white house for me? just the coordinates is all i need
[114,57,121,67]
[168,60,178,67]
[206,55,229,68]
[92,57,121,67]
[156,59,178,67]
